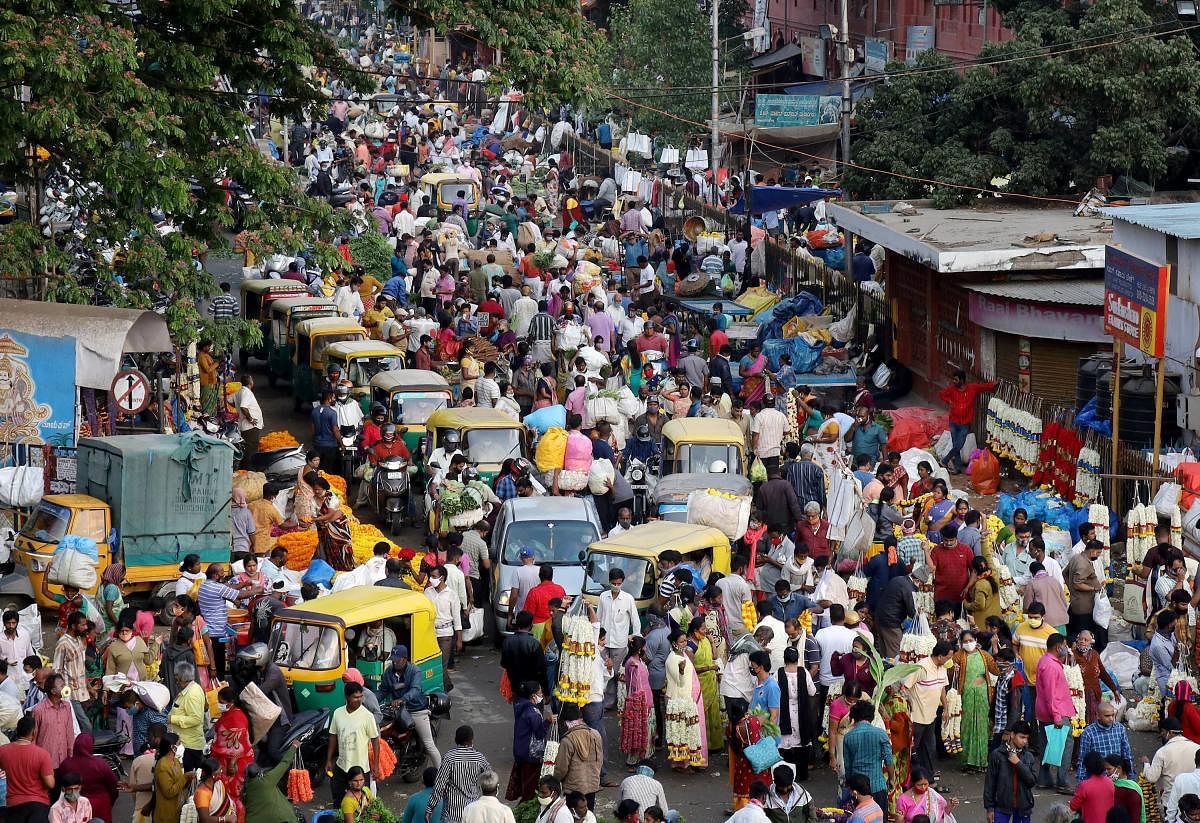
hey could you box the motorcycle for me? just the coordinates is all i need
[625,456,658,525]
[370,455,410,534]
[338,423,360,487]
[197,413,244,466]
[380,692,452,783]
[93,728,128,778]
[264,708,332,787]
[247,444,307,486]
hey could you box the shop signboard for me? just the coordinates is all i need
[864,38,891,72]
[906,25,935,64]
[754,94,841,127]
[968,293,1108,342]
[1103,245,1169,357]
[800,36,825,77]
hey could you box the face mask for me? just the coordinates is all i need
[1076,644,1092,655]
[1028,618,1043,628]
[64,791,81,802]
[962,641,977,652]
[913,786,927,796]
[429,576,441,586]
[218,702,230,712]
[538,796,554,808]
[778,594,791,604]
[532,694,543,705]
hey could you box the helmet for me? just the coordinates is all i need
[327,363,342,375]
[236,642,271,669]
[709,460,728,473]
[381,423,397,440]
[427,691,452,715]
[462,466,480,482]
[335,385,350,400]
[636,424,651,442]
[371,402,387,419]
[512,457,532,477]
[443,430,461,448]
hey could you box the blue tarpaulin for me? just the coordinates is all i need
[728,186,842,215]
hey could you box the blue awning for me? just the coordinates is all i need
[728,186,841,215]
[782,80,873,100]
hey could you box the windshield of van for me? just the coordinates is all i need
[583,552,655,600]
[665,444,741,476]
[20,502,71,544]
[393,393,448,425]
[466,428,521,464]
[270,621,341,671]
[502,520,598,565]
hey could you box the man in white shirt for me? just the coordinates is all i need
[583,622,616,786]
[750,395,788,474]
[461,771,515,823]
[0,611,34,690]
[814,604,857,689]
[607,508,633,538]
[637,257,656,305]
[617,305,642,350]
[234,374,264,468]
[754,600,788,673]
[599,569,641,708]
[405,307,439,353]
[424,565,462,691]
[1165,747,1200,823]
[333,387,365,429]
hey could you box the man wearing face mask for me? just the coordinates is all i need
[904,641,953,784]
[1013,603,1055,723]
[50,772,92,823]
[1034,633,1076,792]
[425,565,463,691]
[1002,524,1036,587]
[990,648,1025,752]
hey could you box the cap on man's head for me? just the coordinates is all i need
[390,644,410,660]
[519,547,535,559]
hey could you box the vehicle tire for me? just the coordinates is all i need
[307,762,326,789]
[158,599,178,626]
[389,509,401,536]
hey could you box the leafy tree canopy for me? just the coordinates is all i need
[845,0,1200,207]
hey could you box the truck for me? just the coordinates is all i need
[0,432,234,618]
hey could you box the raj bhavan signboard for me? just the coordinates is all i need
[1103,245,1169,357]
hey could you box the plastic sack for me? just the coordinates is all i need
[588,459,616,495]
[616,387,641,418]
[0,466,43,507]
[463,608,484,643]
[55,534,99,562]
[586,395,621,425]
[536,427,568,472]
[47,549,98,590]
[555,323,589,352]
[232,471,267,503]
[302,559,336,588]
[331,564,373,592]
[686,488,751,541]
[563,431,594,473]
[240,682,282,743]
[1155,482,1183,518]
[556,469,590,492]
[971,449,1000,495]
[526,405,567,434]
[18,603,43,657]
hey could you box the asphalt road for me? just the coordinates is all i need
[101,255,1169,822]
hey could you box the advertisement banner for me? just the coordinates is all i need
[0,331,77,447]
[906,25,935,64]
[1104,246,1169,357]
[864,38,891,72]
[754,94,841,127]
[800,36,826,77]
[968,293,1108,342]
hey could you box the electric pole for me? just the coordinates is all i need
[710,0,721,204]
[839,0,851,170]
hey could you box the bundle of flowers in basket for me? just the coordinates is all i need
[847,572,868,602]
[942,688,963,754]
[556,469,591,492]
[259,430,299,451]
[1065,663,1086,737]
[439,480,486,529]
[555,610,597,705]
[1127,681,1162,732]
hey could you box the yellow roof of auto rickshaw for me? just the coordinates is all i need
[660,418,745,446]
[589,521,729,558]
[241,279,308,296]
[41,493,106,509]
[324,340,404,359]
[371,369,451,393]
[270,296,339,316]
[294,316,367,336]
[273,586,435,628]
[427,407,525,430]
[420,172,478,187]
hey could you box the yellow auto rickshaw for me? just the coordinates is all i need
[659,418,746,477]
[424,407,527,484]
[268,587,444,712]
[240,279,309,324]
[264,296,340,385]
[370,370,453,454]
[292,316,368,409]
[419,172,480,218]
[322,340,406,410]
[582,522,732,613]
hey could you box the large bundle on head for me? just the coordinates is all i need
[48,535,100,590]
[440,480,486,529]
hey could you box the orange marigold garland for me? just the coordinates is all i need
[286,749,314,802]
[319,470,347,499]
[258,431,299,452]
[278,529,319,570]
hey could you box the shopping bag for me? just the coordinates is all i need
[1093,589,1113,630]
[463,608,484,643]
[1042,723,1069,765]
[1155,481,1183,517]
[743,733,782,772]
[971,449,1000,495]
[1122,579,1147,625]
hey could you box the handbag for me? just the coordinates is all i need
[743,734,783,773]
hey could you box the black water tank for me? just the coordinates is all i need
[1096,368,1113,419]
[1118,365,1182,449]
[1077,354,1111,412]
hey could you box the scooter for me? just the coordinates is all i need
[380,692,452,782]
[338,424,360,487]
[197,413,244,466]
[248,445,307,486]
[93,728,128,778]
[625,456,658,525]
[370,455,410,534]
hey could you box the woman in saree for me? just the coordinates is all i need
[881,684,913,816]
[738,342,768,404]
[621,341,645,395]
[494,319,519,356]
[894,767,959,823]
[665,629,706,772]
[687,616,724,750]
[950,629,998,772]
[1105,755,1146,823]
[810,404,846,480]
[620,636,655,767]
[293,454,322,523]
[211,687,254,823]
[195,757,237,823]
[923,481,954,542]
[313,475,355,571]
[533,362,558,410]
[95,564,127,638]
[700,585,730,664]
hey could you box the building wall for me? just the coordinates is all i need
[760,0,1010,68]
[888,255,978,398]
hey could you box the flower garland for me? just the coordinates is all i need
[1128,680,1162,732]
[279,529,319,570]
[1126,499,1158,566]
[942,688,963,754]
[985,399,1042,475]
[555,613,597,705]
[899,633,936,662]
[1065,663,1086,737]
[1172,505,1184,549]
[1167,667,1198,698]
[1075,448,1102,504]
[983,534,1020,613]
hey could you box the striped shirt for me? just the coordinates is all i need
[431,746,493,823]
[848,800,885,823]
[527,312,554,343]
[209,293,239,320]
[198,580,240,633]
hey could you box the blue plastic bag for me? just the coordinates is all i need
[302,559,335,588]
[996,493,1019,525]
[525,404,567,434]
[55,534,99,562]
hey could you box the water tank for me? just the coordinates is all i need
[1096,369,1113,419]
[1118,365,1182,449]
[1077,354,1111,412]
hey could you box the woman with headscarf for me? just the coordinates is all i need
[211,686,254,822]
[313,475,355,571]
[57,733,120,823]
[96,564,127,638]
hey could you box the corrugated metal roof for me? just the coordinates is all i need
[1100,203,1200,239]
[961,279,1105,306]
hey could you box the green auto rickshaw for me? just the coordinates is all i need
[238,280,309,368]
[291,316,368,410]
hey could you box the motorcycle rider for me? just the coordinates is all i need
[357,422,412,508]
[360,403,389,453]
[321,362,352,396]
[378,645,442,769]
[622,423,660,469]
[427,430,463,480]
[231,642,292,721]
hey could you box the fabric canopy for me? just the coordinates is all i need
[727,186,842,215]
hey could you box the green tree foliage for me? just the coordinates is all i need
[845,0,1200,206]
[0,0,369,344]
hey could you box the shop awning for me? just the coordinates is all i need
[750,43,803,71]
[961,279,1105,306]
[728,185,842,215]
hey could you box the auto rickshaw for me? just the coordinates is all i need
[292,316,368,409]
[424,407,527,483]
[370,370,453,454]
[652,473,753,530]
[418,172,480,218]
[238,280,309,367]
[659,418,746,477]
[265,296,340,385]
[581,522,732,614]
[269,587,444,712]
[322,340,405,409]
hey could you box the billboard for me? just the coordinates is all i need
[1103,246,1169,357]
[864,38,891,72]
[799,36,826,77]
[0,331,77,447]
[754,94,841,128]
[906,25,935,64]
